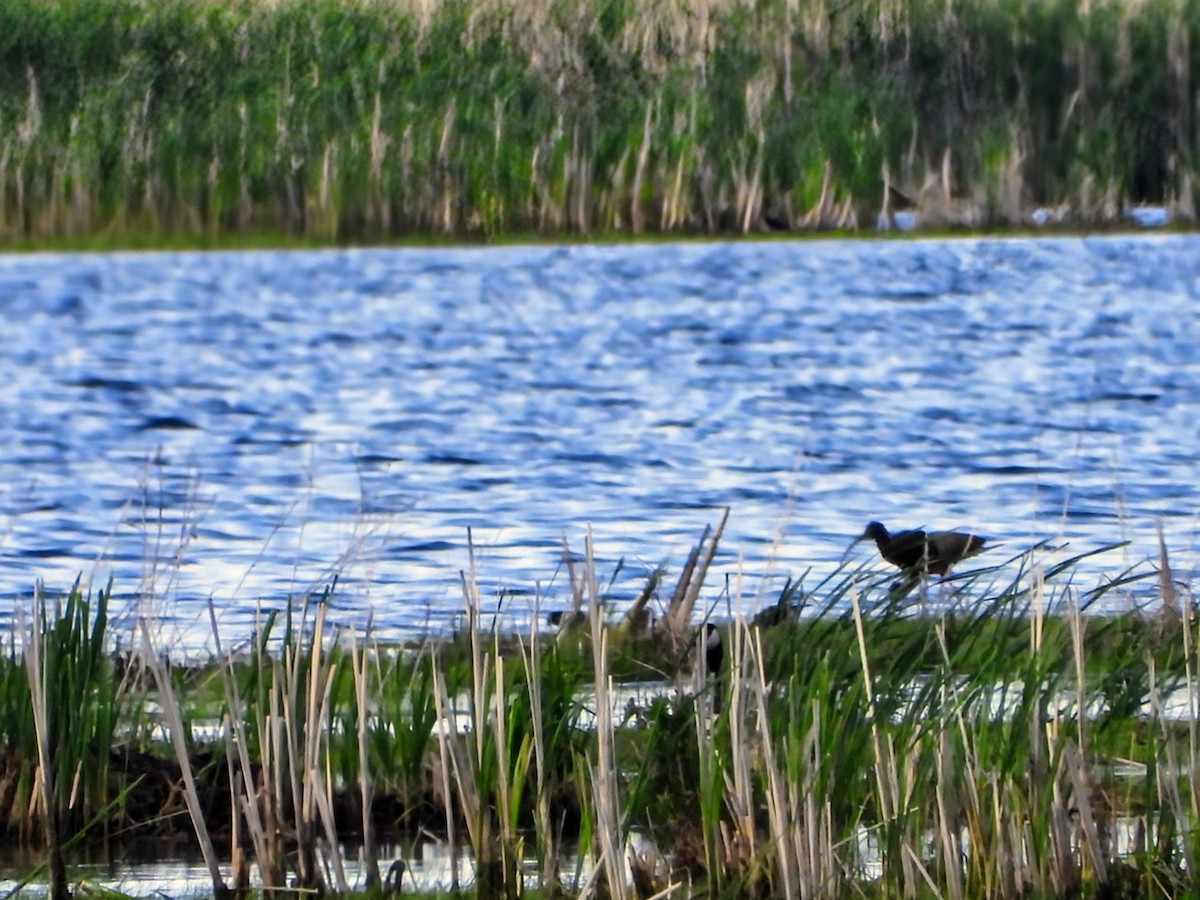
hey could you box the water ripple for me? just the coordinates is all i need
[0,236,1197,644]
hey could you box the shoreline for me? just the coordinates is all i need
[0,216,1185,255]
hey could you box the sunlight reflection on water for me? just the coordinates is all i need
[1,236,1198,646]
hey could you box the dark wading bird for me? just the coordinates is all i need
[701,622,723,677]
[854,521,987,593]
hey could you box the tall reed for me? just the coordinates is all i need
[13,581,138,899]
[3,528,1197,898]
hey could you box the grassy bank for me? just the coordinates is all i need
[1,0,1197,246]
[3,525,1198,898]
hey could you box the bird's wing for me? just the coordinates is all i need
[884,529,930,568]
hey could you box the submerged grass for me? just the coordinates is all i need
[2,0,1200,245]
[2,527,1198,898]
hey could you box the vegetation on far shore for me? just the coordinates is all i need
[4,518,1199,899]
[1,0,1197,247]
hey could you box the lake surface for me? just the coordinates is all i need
[1,235,1196,648]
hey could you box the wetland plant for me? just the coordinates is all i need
[1,527,1198,898]
[0,0,1196,244]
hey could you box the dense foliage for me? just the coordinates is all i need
[4,540,1199,898]
[0,0,1194,243]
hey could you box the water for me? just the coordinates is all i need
[1,235,1197,647]
[0,838,543,897]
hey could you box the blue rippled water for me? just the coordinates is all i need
[1,236,1197,646]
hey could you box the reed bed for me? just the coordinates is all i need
[1,0,1198,245]
[2,526,1198,899]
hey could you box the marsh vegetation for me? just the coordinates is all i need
[0,0,1196,245]
[4,520,1199,899]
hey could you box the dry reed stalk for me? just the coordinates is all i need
[316,617,349,890]
[208,604,284,888]
[748,626,797,899]
[1043,704,1076,894]
[693,655,718,881]
[279,601,339,889]
[1148,654,1196,879]
[664,150,688,231]
[662,91,700,231]
[138,618,228,897]
[994,778,1020,898]
[1182,561,1200,830]
[939,624,990,898]
[587,527,628,900]
[621,568,662,634]
[444,528,519,895]
[569,122,589,232]
[729,142,756,234]
[1068,594,1088,757]
[521,595,559,891]
[725,617,755,872]
[562,534,586,622]
[430,655,463,891]
[464,530,488,806]
[809,711,839,894]
[599,147,632,230]
[351,632,380,888]
[21,591,69,900]
[370,85,389,220]
[903,843,941,896]
[459,711,491,878]
[267,673,287,881]
[850,585,921,892]
[1153,532,1198,872]
[630,100,656,233]
[1157,525,1179,622]
[800,159,834,228]
[849,587,886,820]
[221,737,249,891]
[663,509,729,641]
[490,648,524,894]
[313,756,349,892]
[1064,741,1108,885]
[715,560,750,878]
[899,738,922,892]
[1030,564,1046,656]
[935,694,964,900]
[229,676,271,880]
[435,98,458,234]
